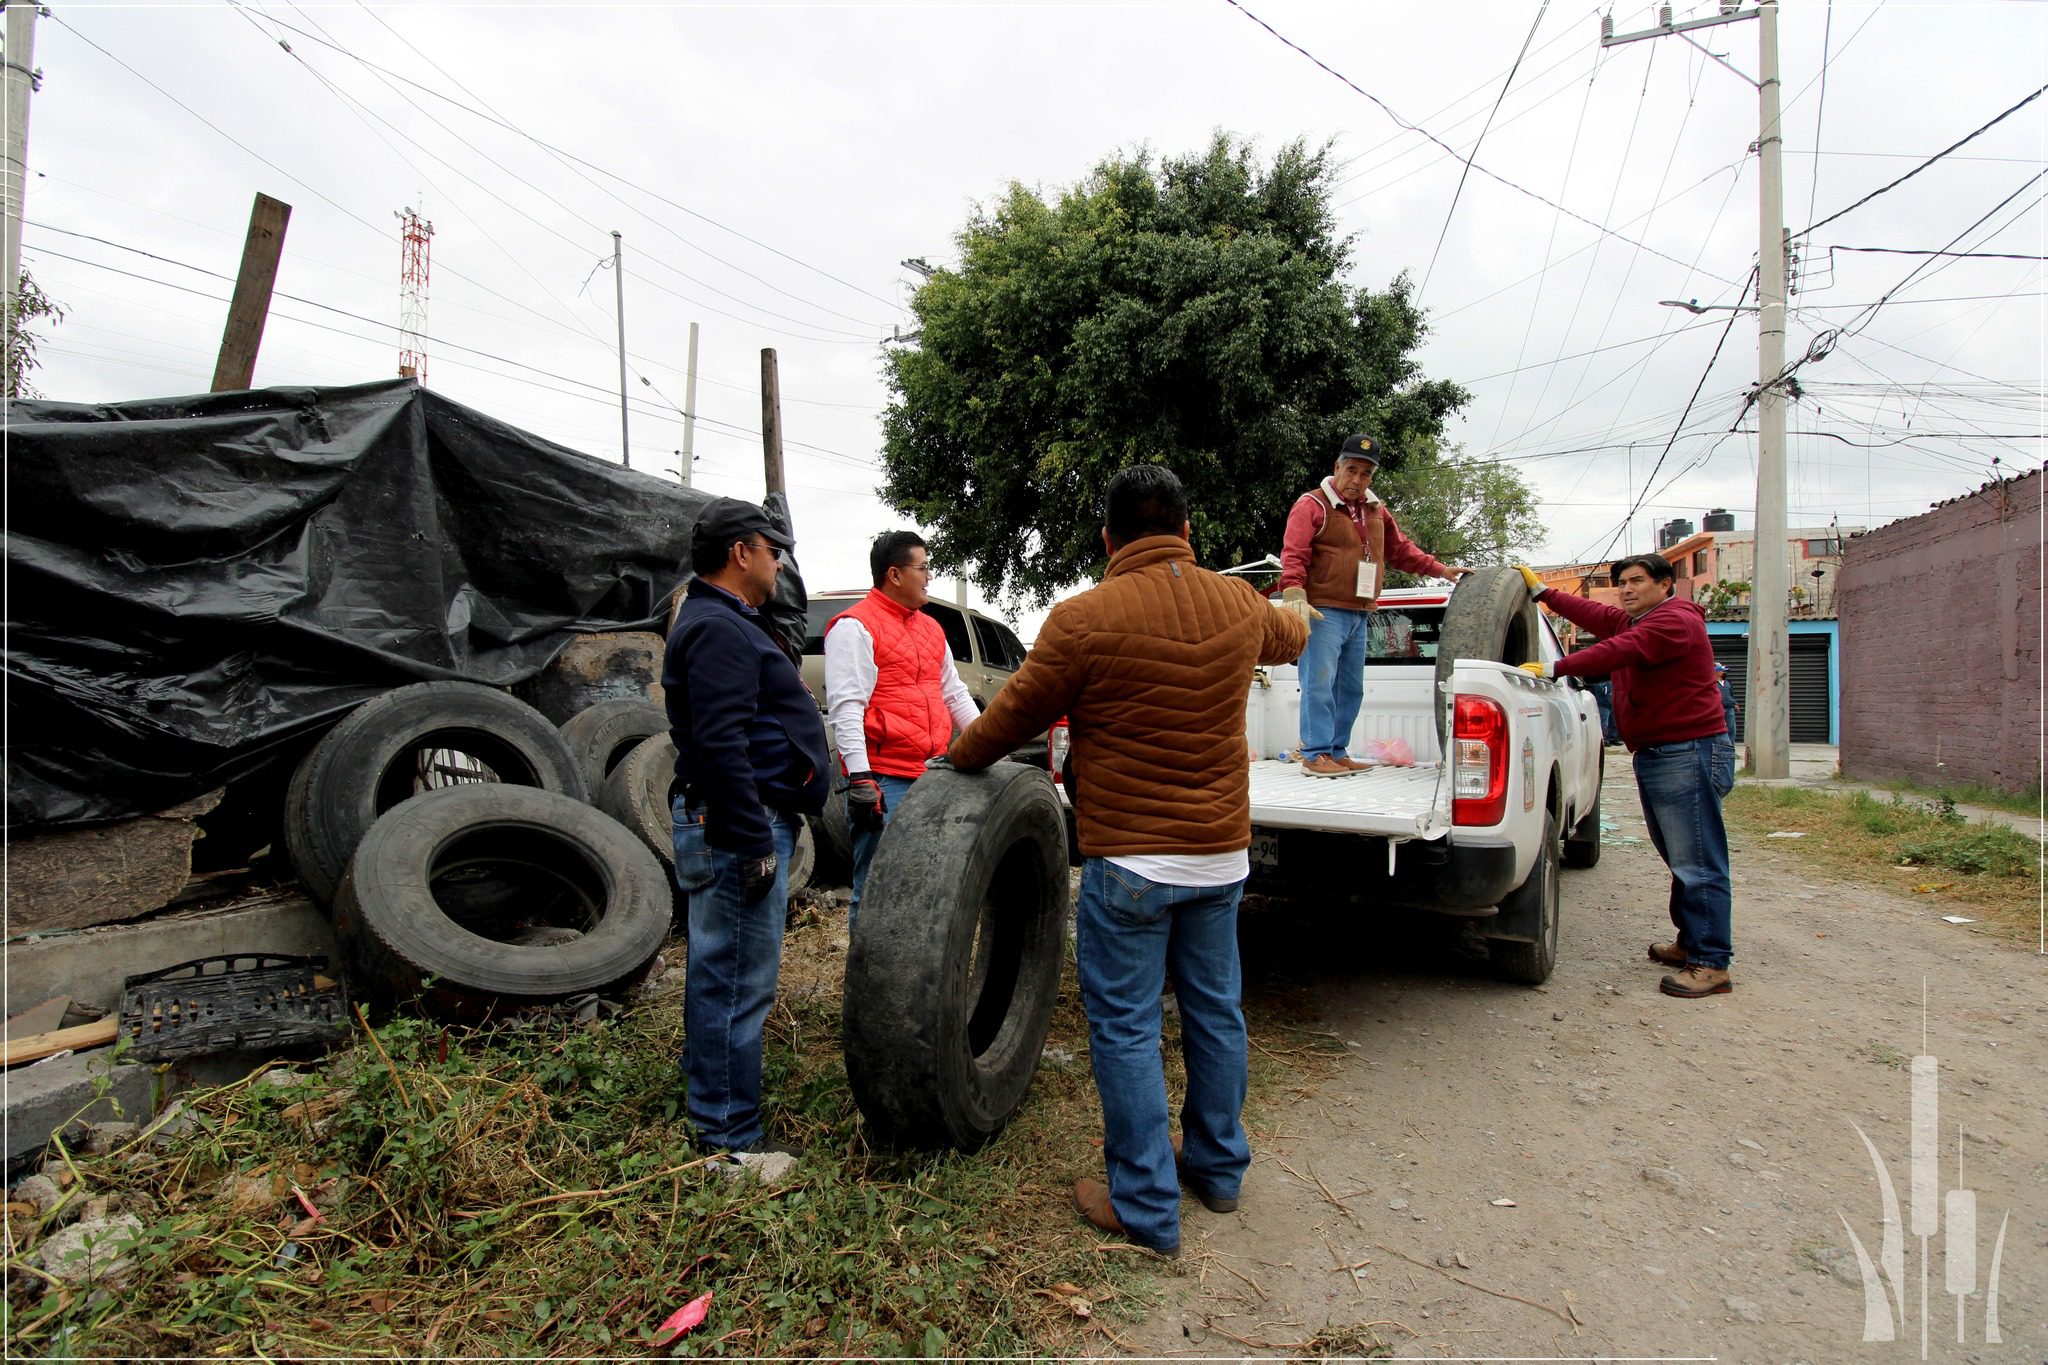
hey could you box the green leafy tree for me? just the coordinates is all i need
[6,269,66,400]
[1372,441,1544,586]
[880,133,1488,606]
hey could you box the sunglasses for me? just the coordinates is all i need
[745,539,784,563]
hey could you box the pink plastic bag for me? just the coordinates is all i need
[1361,736,1416,768]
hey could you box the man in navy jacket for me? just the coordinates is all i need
[664,497,830,1162]
[1514,554,1736,999]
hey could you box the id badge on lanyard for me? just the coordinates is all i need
[1355,560,1378,599]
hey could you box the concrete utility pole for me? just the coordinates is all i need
[760,347,785,497]
[1602,0,1790,778]
[1,0,35,335]
[679,320,698,486]
[3,0,38,368]
[211,193,292,392]
[611,230,630,468]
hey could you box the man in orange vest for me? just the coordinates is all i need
[823,530,981,922]
[1275,434,1468,777]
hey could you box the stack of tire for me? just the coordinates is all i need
[279,682,805,1019]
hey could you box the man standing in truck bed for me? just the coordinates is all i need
[1275,434,1467,777]
[948,466,1307,1259]
[1514,555,1735,999]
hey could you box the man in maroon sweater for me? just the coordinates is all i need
[1275,434,1467,778]
[1514,554,1736,998]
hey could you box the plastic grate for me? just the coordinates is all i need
[120,954,350,1062]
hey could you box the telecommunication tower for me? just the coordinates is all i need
[396,206,434,380]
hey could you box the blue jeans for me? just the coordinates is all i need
[1074,858,1251,1254]
[673,800,798,1151]
[847,773,918,925]
[1633,734,1736,969]
[1297,606,1368,759]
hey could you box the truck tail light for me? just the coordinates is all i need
[1452,695,1509,826]
[1048,720,1071,784]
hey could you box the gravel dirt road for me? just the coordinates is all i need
[1114,765,2045,1362]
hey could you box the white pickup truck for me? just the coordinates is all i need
[1233,567,1605,984]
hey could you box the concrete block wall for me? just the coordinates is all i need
[1837,467,2044,793]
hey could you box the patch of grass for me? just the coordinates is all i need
[1862,1041,1908,1069]
[1725,786,2043,934]
[2,902,1337,1358]
[1874,776,2043,820]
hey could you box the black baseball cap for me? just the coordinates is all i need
[692,497,794,557]
[1337,433,1383,466]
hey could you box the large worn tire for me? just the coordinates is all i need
[1487,812,1561,985]
[332,784,669,1018]
[284,682,587,909]
[559,698,669,800]
[1563,751,1604,869]
[814,772,854,879]
[1432,568,1543,744]
[843,762,1069,1152]
[599,735,816,914]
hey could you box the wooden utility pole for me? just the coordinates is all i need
[210,193,292,392]
[760,347,785,496]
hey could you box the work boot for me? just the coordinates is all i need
[1171,1134,1240,1213]
[1072,1178,1178,1258]
[1646,941,1686,968]
[1660,964,1732,998]
[1335,756,1374,772]
[1300,755,1355,779]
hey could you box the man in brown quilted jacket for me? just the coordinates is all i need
[948,465,1308,1257]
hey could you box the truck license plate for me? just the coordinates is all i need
[1250,831,1279,869]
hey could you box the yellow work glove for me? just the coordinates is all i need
[1515,565,1545,594]
[1277,586,1324,626]
[1517,661,1552,680]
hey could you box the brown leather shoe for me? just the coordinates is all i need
[1072,1178,1179,1257]
[1170,1135,1240,1213]
[1647,941,1687,967]
[1660,965,1732,998]
[1335,756,1374,771]
[1301,754,1355,778]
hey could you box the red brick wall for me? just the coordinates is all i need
[1837,467,2044,793]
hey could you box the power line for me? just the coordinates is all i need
[223,3,903,315]
[1221,0,1735,284]
[1797,82,2048,239]
[27,241,888,473]
[1828,246,2048,262]
[1416,0,1549,302]
[1803,0,1835,237]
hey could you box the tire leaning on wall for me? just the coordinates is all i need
[842,762,1069,1152]
[1431,567,1544,745]
[284,682,588,909]
[332,784,670,1018]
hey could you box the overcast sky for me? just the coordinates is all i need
[16,1,2046,629]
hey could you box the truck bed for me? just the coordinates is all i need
[1247,758,1450,840]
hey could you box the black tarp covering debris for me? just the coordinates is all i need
[6,379,810,828]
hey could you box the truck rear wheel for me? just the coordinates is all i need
[1487,812,1560,985]
[843,762,1068,1152]
[1433,568,1543,744]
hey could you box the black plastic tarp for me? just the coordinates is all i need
[6,379,808,829]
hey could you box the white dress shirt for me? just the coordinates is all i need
[822,614,981,773]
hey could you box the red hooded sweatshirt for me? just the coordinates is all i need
[1537,590,1726,748]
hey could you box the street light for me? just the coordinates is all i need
[1659,298,1759,315]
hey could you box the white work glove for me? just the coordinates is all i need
[1276,586,1324,628]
